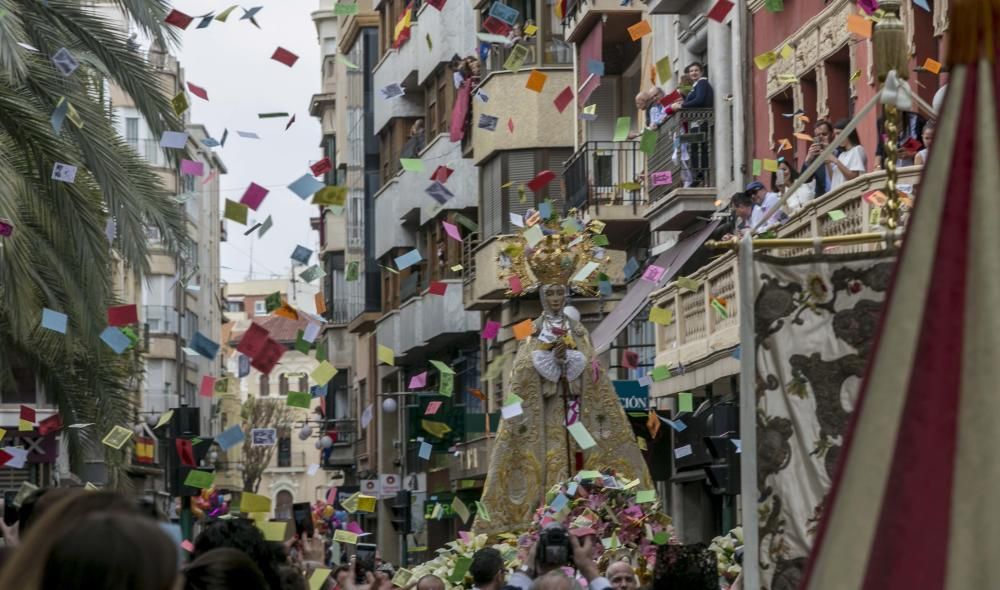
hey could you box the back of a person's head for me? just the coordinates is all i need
[193,518,283,588]
[0,492,177,590]
[530,571,580,590]
[278,564,308,590]
[470,547,504,586]
[416,574,446,590]
[651,543,718,590]
[184,547,269,590]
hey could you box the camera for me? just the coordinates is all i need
[536,524,573,568]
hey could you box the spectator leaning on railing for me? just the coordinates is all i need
[680,62,713,109]
[745,180,787,230]
[772,157,815,214]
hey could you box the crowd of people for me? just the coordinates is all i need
[720,109,936,240]
[0,487,735,590]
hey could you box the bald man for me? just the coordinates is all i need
[605,562,638,590]
[416,575,445,590]
[530,571,580,590]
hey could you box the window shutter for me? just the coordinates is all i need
[480,156,502,239]
[586,77,618,142]
[545,148,573,214]
[505,151,536,232]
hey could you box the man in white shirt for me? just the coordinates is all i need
[745,181,787,230]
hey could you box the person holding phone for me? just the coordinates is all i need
[803,120,834,197]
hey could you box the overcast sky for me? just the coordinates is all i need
[172,0,323,284]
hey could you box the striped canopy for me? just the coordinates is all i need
[802,1,1000,588]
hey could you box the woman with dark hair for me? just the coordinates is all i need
[184,547,270,590]
[0,491,179,590]
[827,118,867,191]
[772,157,814,214]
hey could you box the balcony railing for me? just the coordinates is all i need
[564,141,645,214]
[651,166,923,371]
[461,232,480,287]
[126,138,169,169]
[143,305,179,334]
[484,35,572,74]
[647,108,715,203]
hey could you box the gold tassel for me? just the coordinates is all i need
[948,0,1000,65]
[873,0,909,82]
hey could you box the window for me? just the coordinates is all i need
[0,364,37,405]
[275,490,294,519]
[280,374,289,396]
[479,148,574,239]
[254,301,267,315]
[425,68,456,137]
[277,433,292,467]
[226,301,242,312]
[260,374,270,396]
[125,117,139,143]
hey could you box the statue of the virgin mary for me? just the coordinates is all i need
[472,212,652,535]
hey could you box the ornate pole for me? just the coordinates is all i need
[873,0,910,229]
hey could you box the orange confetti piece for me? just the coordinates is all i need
[847,14,872,38]
[922,57,942,74]
[627,20,652,41]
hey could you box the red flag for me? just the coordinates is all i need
[251,338,285,374]
[706,0,734,22]
[107,304,138,326]
[430,165,454,183]
[526,170,556,192]
[20,405,35,424]
[187,82,209,101]
[312,158,332,177]
[553,87,574,113]
[38,414,62,435]
[0,450,13,468]
[428,281,447,296]
[164,9,194,29]
[271,47,299,67]
[237,322,270,358]
[176,439,196,467]
[199,375,216,398]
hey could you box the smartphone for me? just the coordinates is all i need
[355,542,377,583]
[292,502,314,538]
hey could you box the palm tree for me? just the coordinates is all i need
[0,0,189,486]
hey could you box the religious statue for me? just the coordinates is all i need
[472,211,653,536]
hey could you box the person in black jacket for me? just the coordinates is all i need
[681,62,714,109]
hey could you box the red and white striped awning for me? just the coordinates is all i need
[802,1,1000,588]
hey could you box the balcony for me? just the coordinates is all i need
[324,419,358,467]
[375,279,480,361]
[143,305,179,334]
[563,141,648,247]
[415,0,476,86]
[462,233,630,309]
[649,166,923,394]
[643,108,716,231]
[472,69,575,164]
[373,133,477,259]
[372,29,422,134]
[563,0,645,43]
[483,34,572,75]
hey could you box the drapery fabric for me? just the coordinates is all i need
[743,252,894,590]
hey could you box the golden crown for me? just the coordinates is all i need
[497,209,609,297]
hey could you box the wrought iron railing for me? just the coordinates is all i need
[484,36,572,74]
[461,232,480,286]
[647,108,715,203]
[563,141,645,214]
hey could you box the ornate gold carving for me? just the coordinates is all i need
[816,64,830,120]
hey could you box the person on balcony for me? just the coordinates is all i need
[802,120,834,197]
[745,180,786,230]
[627,88,667,140]
[680,62,713,109]
[914,120,935,165]
[772,157,815,215]
[827,119,867,191]
[722,192,764,240]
